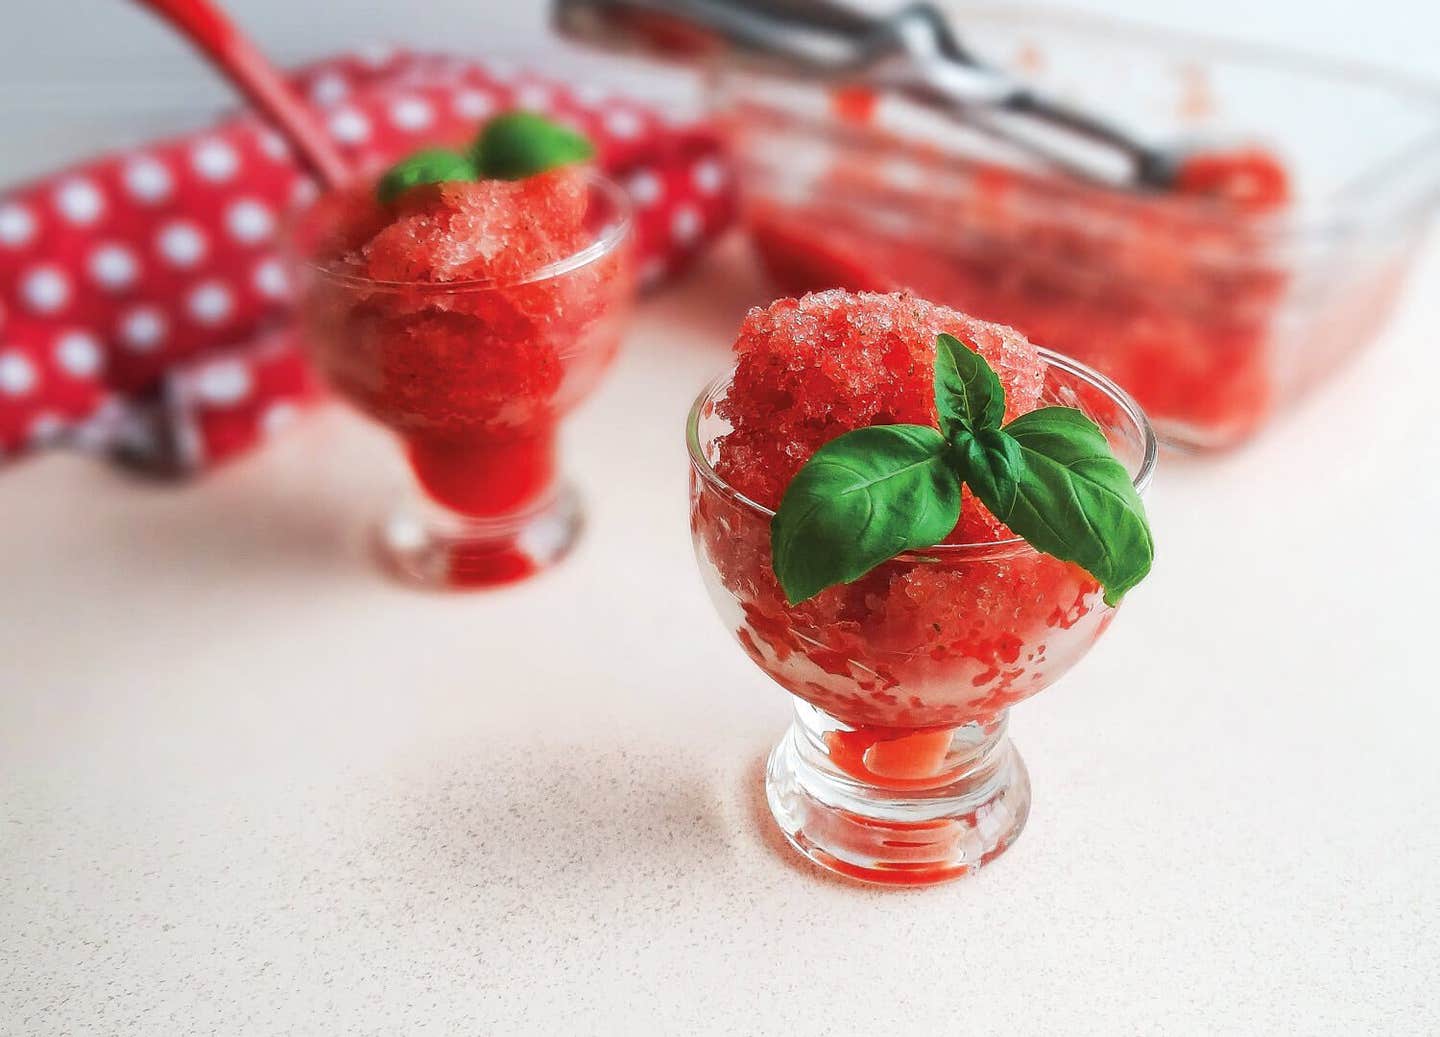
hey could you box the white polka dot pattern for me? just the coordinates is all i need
[0,48,738,464]
[515,84,552,112]
[693,159,726,196]
[0,204,37,248]
[671,205,703,245]
[226,200,275,245]
[195,359,253,404]
[252,259,290,301]
[123,157,174,204]
[310,73,350,107]
[0,351,37,396]
[89,244,140,290]
[291,179,321,208]
[389,97,435,132]
[55,179,105,225]
[55,332,104,378]
[187,282,235,326]
[626,171,662,208]
[574,83,609,106]
[605,110,644,139]
[257,129,290,161]
[453,91,495,120]
[22,266,71,314]
[119,307,168,352]
[157,222,208,268]
[261,401,299,436]
[328,108,372,144]
[191,140,240,181]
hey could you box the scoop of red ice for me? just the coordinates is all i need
[334,168,592,284]
[716,290,1045,543]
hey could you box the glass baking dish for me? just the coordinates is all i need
[711,5,1440,451]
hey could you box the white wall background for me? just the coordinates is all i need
[1,0,1436,101]
[1,1,1435,185]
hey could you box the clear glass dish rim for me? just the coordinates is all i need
[686,346,1159,561]
[295,167,634,294]
[955,2,1440,104]
[715,3,1440,245]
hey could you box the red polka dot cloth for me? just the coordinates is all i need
[0,49,737,473]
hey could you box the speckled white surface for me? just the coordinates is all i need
[2,233,1438,1035]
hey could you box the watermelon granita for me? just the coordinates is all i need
[297,164,633,587]
[737,134,1295,451]
[694,289,1131,729]
[687,291,1155,884]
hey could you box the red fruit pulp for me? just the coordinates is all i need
[745,149,1291,449]
[301,169,631,525]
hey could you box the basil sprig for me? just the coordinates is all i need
[771,333,1153,606]
[472,111,596,181]
[770,425,961,606]
[376,112,595,203]
[376,148,479,204]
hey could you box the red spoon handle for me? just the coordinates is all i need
[131,0,351,188]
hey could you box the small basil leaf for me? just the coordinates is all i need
[376,148,478,204]
[771,424,961,605]
[953,427,1023,518]
[934,332,1006,437]
[473,111,596,181]
[996,407,1153,606]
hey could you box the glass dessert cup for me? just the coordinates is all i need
[688,350,1156,885]
[294,172,634,588]
[712,8,1440,451]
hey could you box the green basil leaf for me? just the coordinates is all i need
[995,407,1153,606]
[472,111,596,181]
[771,424,961,605]
[376,148,478,204]
[952,426,1023,518]
[934,332,1005,437]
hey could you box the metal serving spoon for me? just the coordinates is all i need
[554,0,1186,190]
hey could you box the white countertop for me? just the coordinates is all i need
[2,235,1437,1035]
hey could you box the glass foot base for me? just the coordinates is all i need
[764,702,1031,886]
[373,482,582,590]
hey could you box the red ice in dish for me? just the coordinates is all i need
[715,289,1042,544]
[299,164,633,586]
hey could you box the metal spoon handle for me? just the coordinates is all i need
[553,0,885,75]
[556,0,1173,187]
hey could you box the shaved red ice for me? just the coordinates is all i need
[716,289,1044,543]
[693,291,1123,730]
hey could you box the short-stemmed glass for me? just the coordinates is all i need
[294,172,633,588]
[688,349,1156,884]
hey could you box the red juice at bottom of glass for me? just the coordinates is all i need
[294,169,634,586]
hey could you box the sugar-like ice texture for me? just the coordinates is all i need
[694,290,1111,730]
[359,171,590,283]
[715,290,1044,543]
